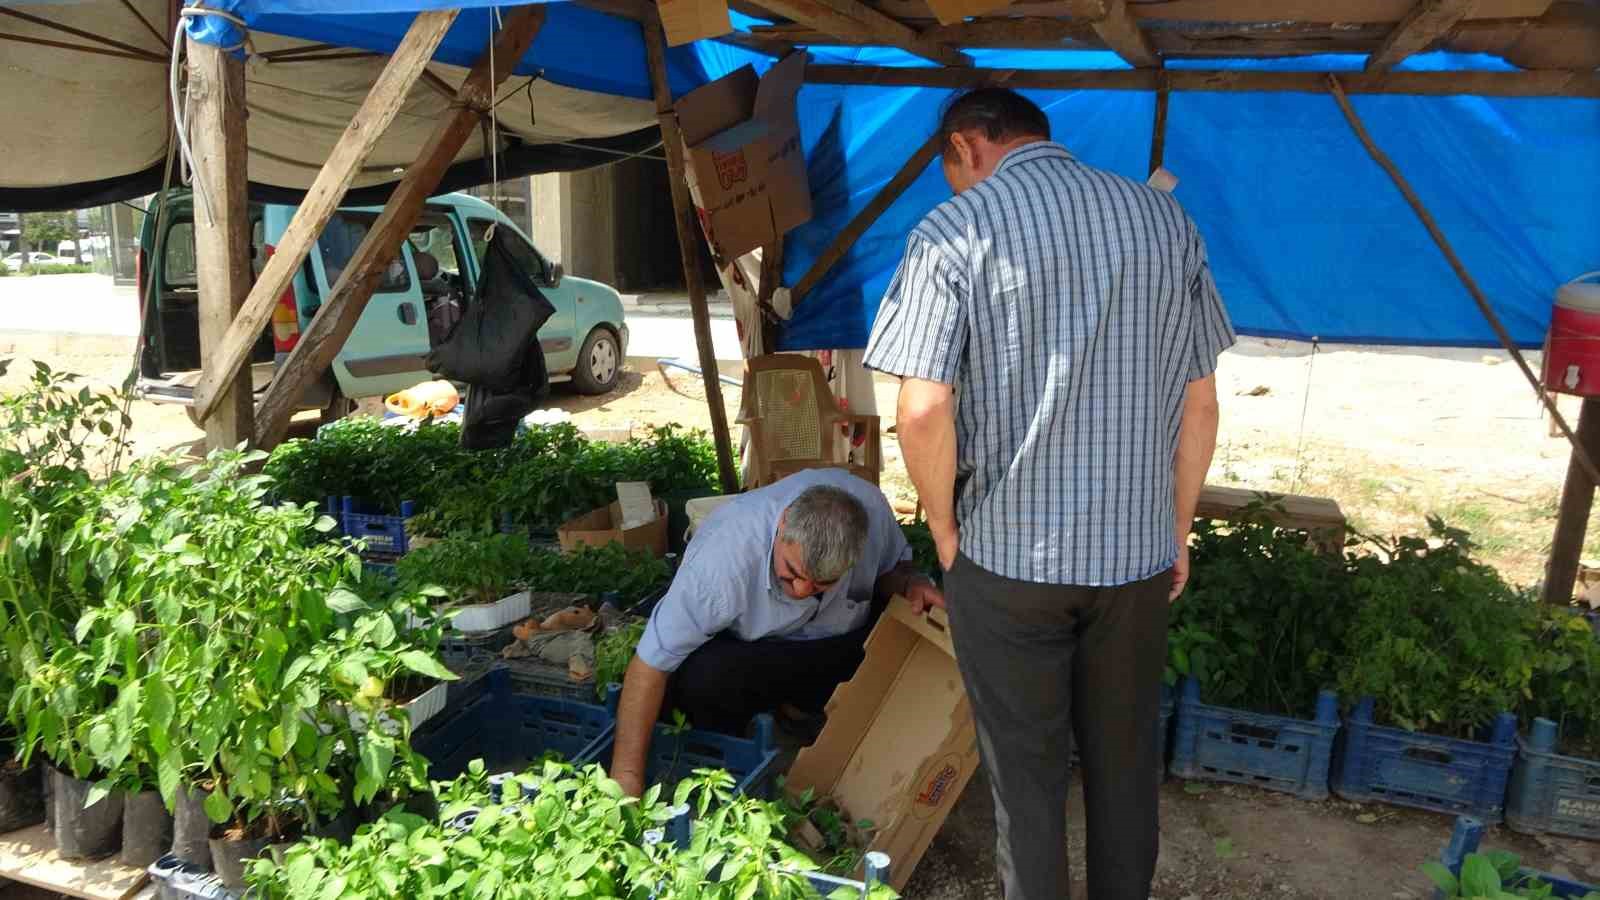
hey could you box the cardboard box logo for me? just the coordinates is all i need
[913,755,964,818]
[713,149,749,190]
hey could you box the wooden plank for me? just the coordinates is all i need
[952,0,1551,22]
[1149,78,1169,174]
[1194,485,1345,528]
[644,22,741,494]
[754,0,970,66]
[804,63,1600,97]
[1083,0,1161,67]
[186,36,255,451]
[0,825,148,900]
[791,133,942,305]
[1543,397,1600,604]
[187,9,460,426]
[1365,0,1475,72]
[252,6,548,449]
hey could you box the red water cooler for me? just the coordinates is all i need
[1542,272,1600,396]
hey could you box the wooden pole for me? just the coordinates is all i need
[251,6,547,448]
[791,133,941,304]
[1148,78,1169,175]
[1544,398,1600,605]
[188,9,459,424]
[643,22,740,494]
[185,36,254,451]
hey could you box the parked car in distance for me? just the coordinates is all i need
[3,251,64,270]
[135,190,629,425]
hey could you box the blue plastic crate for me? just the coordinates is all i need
[340,496,415,558]
[587,684,781,799]
[1070,683,1175,779]
[1169,678,1340,800]
[1332,697,1518,822]
[1436,815,1599,898]
[412,669,611,781]
[1507,717,1600,840]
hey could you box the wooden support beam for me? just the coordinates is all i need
[792,133,942,304]
[804,63,1600,97]
[251,7,547,448]
[1148,78,1169,174]
[1083,0,1162,67]
[186,36,255,451]
[644,22,741,494]
[1543,398,1600,604]
[189,10,459,425]
[754,0,970,66]
[1365,0,1475,72]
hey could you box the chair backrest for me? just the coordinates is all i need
[742,354,841,466]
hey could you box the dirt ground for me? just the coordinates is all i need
[7,330,1600,896]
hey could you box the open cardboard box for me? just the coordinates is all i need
[673,51,812,262]
[785,596,980,891]
[557,498,669,558]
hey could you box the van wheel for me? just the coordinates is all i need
[572,327,621,395]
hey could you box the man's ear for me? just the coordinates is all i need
[949,131,977,170]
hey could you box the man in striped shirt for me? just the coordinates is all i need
[864,88,1235,899]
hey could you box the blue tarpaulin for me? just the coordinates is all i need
[187,3,1600,351]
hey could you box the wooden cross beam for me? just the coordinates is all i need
[752,0,970,66]
[188,10,459,425]
[251,6,548,448]
[1081,0,1161,67]
[1365,0,1475,72]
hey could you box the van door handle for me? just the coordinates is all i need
[398,303,417,326]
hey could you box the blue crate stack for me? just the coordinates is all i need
[1332,697,1518,822]
[1169,677,1340,800]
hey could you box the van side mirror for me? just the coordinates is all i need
[546,261,564,288]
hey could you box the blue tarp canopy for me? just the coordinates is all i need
[185,1,1600,351]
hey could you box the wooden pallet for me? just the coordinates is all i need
[0,826,148,900]
[1197,484,1347,553]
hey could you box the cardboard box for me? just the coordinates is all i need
[785,597,980,891]
[658,0,732,46]
[673,52,812,262]
[557,498,669,558]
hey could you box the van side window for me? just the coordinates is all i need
[319,213,410,292]
[163,222,198,287]
[467,217,547,284]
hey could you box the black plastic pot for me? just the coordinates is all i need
[208,831,271,890]
[50,767,123,860]
[308,808,357,845]
[120,790,174,868]
[170,786,212,868]
[0,757,45,833]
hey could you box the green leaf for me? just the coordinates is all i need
[313,515,338,533]
[156,752,182,808]
[397,651,457,682]
[1421,862,1460,895]
[146,679,175,732]
[84,781,113,810]
[1461,855,1503,898]
[327,588,368,614]
[203,789,234,824]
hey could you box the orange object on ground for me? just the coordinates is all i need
[385,380,459,418]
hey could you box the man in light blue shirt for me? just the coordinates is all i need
[610,468,943,798]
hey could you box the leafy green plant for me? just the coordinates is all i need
[1423,850,1600,899]
[1523,608,1600,757]
[899,521,940,587]
[594,619,646,701]
[523,543,672,605]
[396,533,535,607]
[1339,518,1538,737]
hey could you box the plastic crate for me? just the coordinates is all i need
[1332,697,1518,822]
[504,656,601,704]
[148,855,236,900]
[1436,815,1599,898]
[1070,683,1174,779]
[587,685,781,799]
[340,496,415,558]
[1507,717,1600,840]
[412,669,611,780]
[1169,678,1340,800]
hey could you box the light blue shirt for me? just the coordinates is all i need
[635,468,911,673]
[864,141,1236,587]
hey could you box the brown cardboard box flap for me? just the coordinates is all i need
[752,51,807,120]
[658,0,733,46]
[785,598,979,891]
[676,65,758,147]
[557,498,669,558]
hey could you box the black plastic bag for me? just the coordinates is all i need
[426,229,556,393]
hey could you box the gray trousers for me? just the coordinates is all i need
[944,553,1169,900]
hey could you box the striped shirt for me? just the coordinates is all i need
[863,141,1236,586]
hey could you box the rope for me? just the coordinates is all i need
[1289,338,1318,495]
[170,6,262,227]
[484,6,503,244]
[1327,74,1600,486]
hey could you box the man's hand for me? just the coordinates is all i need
[906,577,946,614]
[1169,543,1191,603]
[613,768,646,799]
[931,521,960,572]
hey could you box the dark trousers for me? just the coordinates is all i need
[667,623,874,735]
[945,553,1169,900]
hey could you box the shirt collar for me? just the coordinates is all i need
[993,140,1075,176]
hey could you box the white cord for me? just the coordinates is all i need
[484,7,503,244]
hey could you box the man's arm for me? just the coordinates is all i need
[875,560,944,612]
[611,655,669,797]
[1171,374,1220,600]
[897,377,960,571]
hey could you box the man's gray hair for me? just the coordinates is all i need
[782,485,870,583]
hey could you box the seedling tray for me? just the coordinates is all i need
[339,496,415,558]
[1507,717,1600,840]
[1169,678,1340,800]
[1435,815,1599,898]
[411,669,611,781]
[588,685,781,799]
[1332,697,1518,822]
